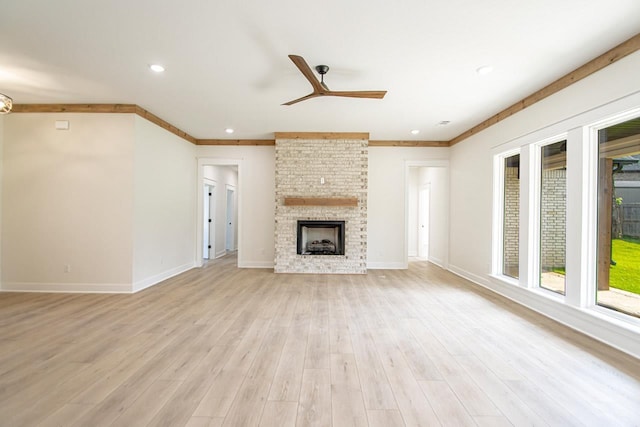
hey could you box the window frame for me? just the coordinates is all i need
[488,93,640,356]
[492,118,640,321]
[492,148,521,284]
[586,108,640,321]
[534,136,569,295]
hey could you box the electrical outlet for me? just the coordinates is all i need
[64,264,71,273]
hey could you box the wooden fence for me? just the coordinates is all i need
[622,203,640,238]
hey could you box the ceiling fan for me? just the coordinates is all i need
[282,54,387,106]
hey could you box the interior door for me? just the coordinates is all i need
[226,188,235,251]
[203,184,215,259]
[418,185,430,259]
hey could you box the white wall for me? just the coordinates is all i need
[0,113,198,293]
[449,50,640,358]
[203,165,238,258]
[368,147,449,268]
[132,116,196,291]
[1,113,135,292]
[196,146,275,268]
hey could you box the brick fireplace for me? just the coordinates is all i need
[274,132,368,274]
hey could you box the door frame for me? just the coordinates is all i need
[196,158,242,267]
[404,160,449,268]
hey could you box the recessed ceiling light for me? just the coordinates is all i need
[476,65,493,75]
[149,64,165,73]
[410,129,420,135]
[438,120,451,126]
[225,128,234,134]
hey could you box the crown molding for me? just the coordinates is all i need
[196,139,448,146]
[197,139,275,145]
[11,103,137,113]
[368,140,448,147]
[274,132,369,140]
[11,103,198,144]
[134,106,197,144]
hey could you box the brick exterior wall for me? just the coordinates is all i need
[274,137,368,273]
[503,166,566,274]
[504,166,520,275]
[541,168,566,270]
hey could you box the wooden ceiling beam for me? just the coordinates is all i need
[600,134,640,158]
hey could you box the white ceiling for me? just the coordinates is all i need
[1,0,639,141]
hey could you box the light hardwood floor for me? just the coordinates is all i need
[1,255,639,426]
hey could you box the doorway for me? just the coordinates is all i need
[196,159,241,268]
[405,161,449,268]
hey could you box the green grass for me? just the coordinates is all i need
[610,237,640,295]
[549,238,639,295]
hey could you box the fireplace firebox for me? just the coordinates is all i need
[297,220,345,255]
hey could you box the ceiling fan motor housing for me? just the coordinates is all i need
[315,65,329,75]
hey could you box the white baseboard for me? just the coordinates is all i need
[428,256,447,269]
[447,263,640,360]
[367,261,408,270]
[238,261,274,268]
[215,250,227,259]
[1,281,133,293]
[133,262,196,293]
[448,264,490,287]
[1,262,197,294]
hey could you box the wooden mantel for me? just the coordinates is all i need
[283,197,358,207]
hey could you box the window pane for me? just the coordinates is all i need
[597,117,640,318]
[503,154,520,279]
[540,141,567,294]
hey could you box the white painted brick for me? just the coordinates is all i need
[274,138,368,274]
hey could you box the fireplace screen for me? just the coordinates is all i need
[297,220,345,255]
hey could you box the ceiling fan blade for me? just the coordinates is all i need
[282,92,321,106]
[284,55,387,105]
[288,55,324,93]
[328,90,387,99]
